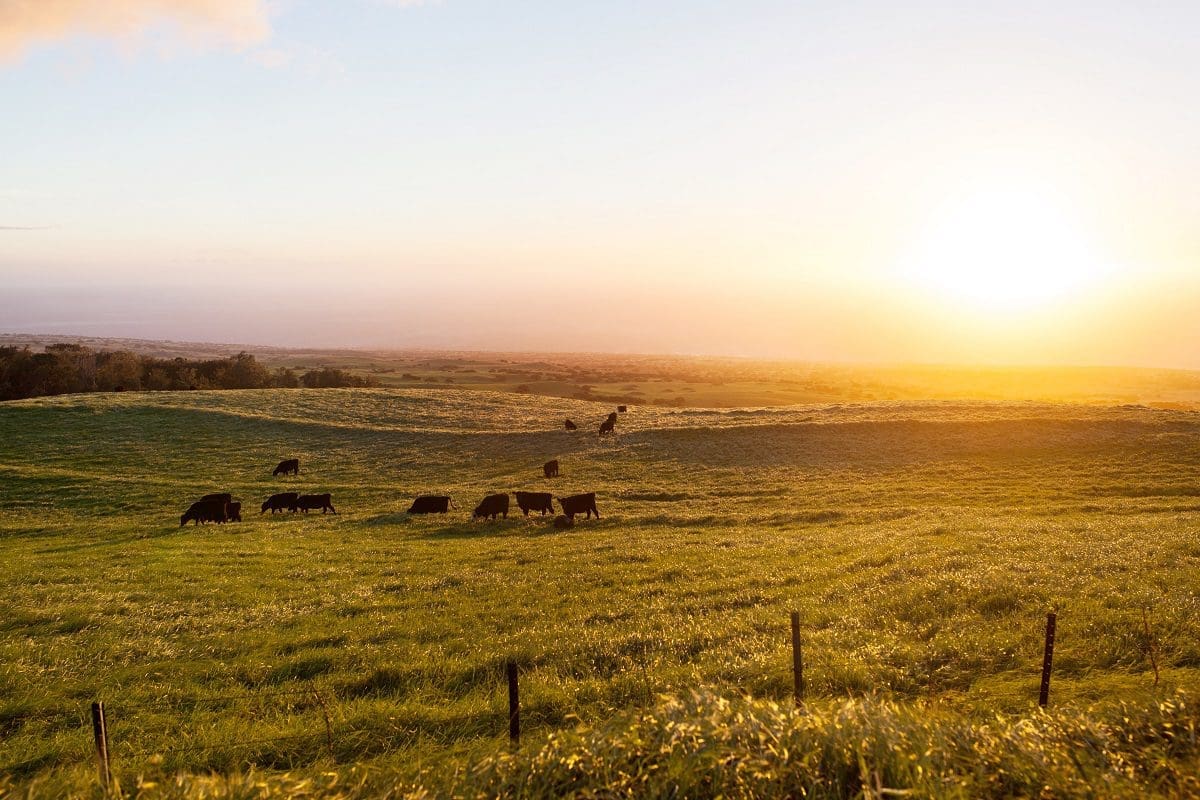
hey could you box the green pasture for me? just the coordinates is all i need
[1,389,1198,797]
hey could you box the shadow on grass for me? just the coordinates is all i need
[411,521,531,540]
[34,526,183,554]
[359,512,413,526]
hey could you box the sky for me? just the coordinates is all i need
[1,0,1199,365]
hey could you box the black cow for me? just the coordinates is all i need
[607,411,618,422]
[564,419,578,431]
[261,492,299,514]
[543,459,560,478]
[515,491,554,516]
[473,493,510,520]
[226,502,242,522]
[617,405,628,413]
[558,492,600,521]
[180,500,228,527]
[200,493,233,504]
[599,418,615,436]
[273,459,300,476]
[408,496,453,514]
[296,494,337,514]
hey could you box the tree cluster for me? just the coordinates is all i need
[0,344,376,401]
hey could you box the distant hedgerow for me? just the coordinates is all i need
[0,344,377,400]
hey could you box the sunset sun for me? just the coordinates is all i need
[898,185,1113,313]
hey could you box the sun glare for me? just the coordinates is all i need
[898,185,1113,312]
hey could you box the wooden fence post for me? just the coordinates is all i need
[790,611,804,706]
[506,661,520,744]
[1039,612,1056,707]
[91,701,111,791]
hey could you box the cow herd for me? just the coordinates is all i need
[405,490,599,527]
[178,406,629,529]
[180,493,242,526]
[180,486,337,527]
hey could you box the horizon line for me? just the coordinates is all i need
[2,330,1199,375]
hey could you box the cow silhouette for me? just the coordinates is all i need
[273,459,300,476]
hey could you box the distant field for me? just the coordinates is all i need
[2,389,1200,797]
[7,333,1200,408]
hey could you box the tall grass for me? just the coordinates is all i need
[6,690,1196,798]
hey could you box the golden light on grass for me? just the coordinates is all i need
[897,182,1115,313]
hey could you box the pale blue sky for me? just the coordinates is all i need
[2,1,1199,363]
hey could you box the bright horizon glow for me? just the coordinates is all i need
[897,184,1116,312]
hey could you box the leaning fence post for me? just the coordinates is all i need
[506,661,520,744]
[1039,612,1056,707]
[790,611,804,705]
[91,701,111,791]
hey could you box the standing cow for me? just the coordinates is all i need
[543,459,560,478]
[557,493,600,521]
[473,493,510,520]
[599,417,615,436]
[262,492,300,514]
[296,494,337,514]
[515,491,554,516]
[408,496,453,514]
[273,459,300,476]
[180,500,228,527]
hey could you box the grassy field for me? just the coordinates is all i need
[2,388,1200,797]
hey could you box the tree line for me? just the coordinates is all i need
[0,344,377,401]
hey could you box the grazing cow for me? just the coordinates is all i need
[226,502,242,522]
[599,417,615,436]
[617,405,627,413]
[261,492,299,514]
[543,459,560,478]
[473,493,510,520]
[553,514,574,530]
[408,496,453,514]
[564,419,578,431]
[180,500,228,527]
[515,491,554,516]
[296,494,337,514]
[200,493,233,504]
[273,458,300,476]
[557,492,600,521]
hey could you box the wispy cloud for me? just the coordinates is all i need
[0,0,271,61]
[0,225,52,230]
[250,41,346,78]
